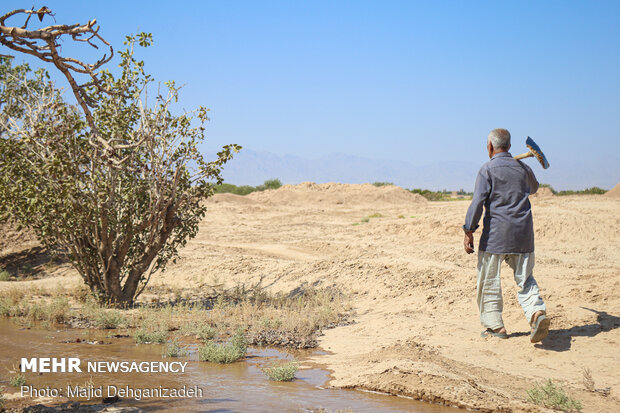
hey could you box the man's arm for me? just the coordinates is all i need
[526,164,539,195]
[518,161,539,195]
[463,167,491,254]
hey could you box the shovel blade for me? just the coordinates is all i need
[525,136,550,169]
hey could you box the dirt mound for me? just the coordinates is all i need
[246,182,427,206]
[604,182,620,198]
[530,186,554,198]
[207,193,256,205]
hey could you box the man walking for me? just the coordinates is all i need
[463,128,550,343]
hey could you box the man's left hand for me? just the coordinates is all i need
[464,232,474,254]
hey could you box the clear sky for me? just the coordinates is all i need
[4,1,620,169]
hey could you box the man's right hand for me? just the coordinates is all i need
[464,232,474,254]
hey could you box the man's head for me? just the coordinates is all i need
[487,128,511,158]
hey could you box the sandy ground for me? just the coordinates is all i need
[2,183,619,412]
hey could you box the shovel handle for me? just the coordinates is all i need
[514,151,532,160]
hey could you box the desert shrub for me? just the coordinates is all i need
[195,325,217,341]
[179,321,216,340]
[94,309,128,329]
[0,289,25,317]
[556,187,607,196]
[409,188,452,201]
[0,269,10,281]
[372,182,393,187]
[262,360,299,381]
[135,329,167,344]
[162,338,188,358]
[9,373,26,387]
[198,341,245,364]
[527,379,582,412]
[260,179,282,190]
[215,179,282,195]
[230,327,248,354]
[198,328,247,363]
[47,297,70,323]
[21,296,69,324]
[135,317,168,344]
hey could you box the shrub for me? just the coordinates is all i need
[162,338,188,358]
[135,329,167,344]
[10,373,26,387]
[198,329,247,363]
[372,182,394,187]
[198,341,245,364]
[195,325,217,341]
[527,379,582,412]
[262,360,299,381]
[0,269,10,281]
[215,179,282,196]
[556,187,607,196]
[94,309,128,329]
[409,188,452,201]
[230,327,248,354]
[261,179,282,190]
[47,297,70,323]
[134,317,168,344]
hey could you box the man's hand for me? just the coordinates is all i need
[464,231,474,254]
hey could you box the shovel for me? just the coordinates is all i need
[514,137,550,169]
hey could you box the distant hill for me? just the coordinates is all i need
[214,149,619,192]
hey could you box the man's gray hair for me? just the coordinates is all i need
[487,128,511,150]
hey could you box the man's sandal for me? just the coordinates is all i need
[530,314,550,343]
[481,328,508,339]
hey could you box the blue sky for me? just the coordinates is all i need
[4,1,620,180]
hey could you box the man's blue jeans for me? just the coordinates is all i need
[477,251,546,330]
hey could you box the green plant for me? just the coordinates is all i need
[195,325,217,341]
[215,179,282,196]
[47,297,70,323]
[262,360,299,381]
[409,188,452,201]
[0,269,10,281]
[0,9,240,306]
[135,329,167,344]
[359,212,383,224]
[10,373,26,387]
[179,321,215,340]
[162,338,188,358]
[94,309,127,329]
[198,341,245,364]
[556,187,607,196]
[198,328,247,363]
[261,179,282,190]
[527,379,582,412]
[134,317,168,344]
[230,327,248,354]
[372,182,393,187]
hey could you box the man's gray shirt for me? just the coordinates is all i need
[463,151,539,253]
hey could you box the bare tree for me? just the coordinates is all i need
[0,7,240,305]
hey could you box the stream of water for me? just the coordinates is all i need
[0,319,459,412]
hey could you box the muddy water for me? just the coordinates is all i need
[0,319,458,412]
